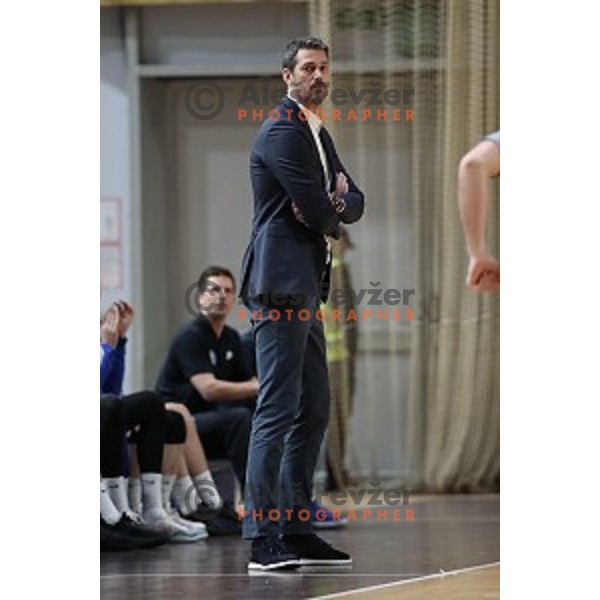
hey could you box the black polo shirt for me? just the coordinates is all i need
[156,316,253,413]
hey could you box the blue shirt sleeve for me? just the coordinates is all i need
[100,338,127,395]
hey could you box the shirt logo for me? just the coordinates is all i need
[209,350,217,366]
[226,350,234,361]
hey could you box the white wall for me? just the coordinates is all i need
[100,7,134,393]
[139,3,308,68]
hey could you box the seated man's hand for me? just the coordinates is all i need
[115,301,135,337]
[100,307,120,348]
[467,255,500,293]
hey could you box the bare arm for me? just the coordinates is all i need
[458,140,500,291]
[458,140,500,257]
[190,373,258,403]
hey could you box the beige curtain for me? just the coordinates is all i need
[311,0,499,492]
[407,0,500,491]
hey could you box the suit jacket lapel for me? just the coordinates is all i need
[319,127,336,192]
[282,97,331,189]
[282,96,313,141]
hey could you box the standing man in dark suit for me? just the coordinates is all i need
[239,36,365,571]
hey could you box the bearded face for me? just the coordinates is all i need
[284,48,330,109]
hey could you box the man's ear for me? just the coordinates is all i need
[282,68,293,86]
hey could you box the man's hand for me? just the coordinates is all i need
[457,140,500,289]
[115,301,134,337]
[466,255,500,292]
[292,172,349,223]
[335,172,349,195]
[100,307,120,348]
[292,202,307,224]
[330,172,348,214]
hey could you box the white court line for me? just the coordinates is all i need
[308,561,500,599]
[100,573,430,579]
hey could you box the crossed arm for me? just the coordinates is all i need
[264,124,364,236]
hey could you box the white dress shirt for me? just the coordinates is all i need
[288,94,331,189]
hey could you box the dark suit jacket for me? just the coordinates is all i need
[240,97,365,304]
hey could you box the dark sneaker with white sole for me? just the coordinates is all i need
[282,533,352,566]
[100,516,169,551]
[248,536,301,571]
[180,500,241,536]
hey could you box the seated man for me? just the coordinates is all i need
[156,266,257,529]
[100,301,209,544]
[100,393,170,551]
[100,392,208,547]
[164,401,241,535]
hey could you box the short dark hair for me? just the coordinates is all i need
[282,36,329,71]
[197,265,236,293]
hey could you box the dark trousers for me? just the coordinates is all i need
[242,297,330,539]
[193,406,253,490]
[100,391,185,477]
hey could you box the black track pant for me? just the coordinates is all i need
[100,391,185,477]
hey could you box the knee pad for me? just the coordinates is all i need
[165,410,186,444]
[131,390,165,419]
[100,394,123,423]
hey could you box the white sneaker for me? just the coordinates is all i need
[166,508,208,539]
[169,518,208,543]
[143,510,206,543]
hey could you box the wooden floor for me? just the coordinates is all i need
[311,563,500,599]
[100,494,499,600]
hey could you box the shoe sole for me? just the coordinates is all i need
[170,532,209,543]
[248,559,301,571]
[299,558,353,566]
[312,520,348,529]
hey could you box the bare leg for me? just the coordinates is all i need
[176,450,190,477]
[128,444,140,477]
[167,403,224,513]
[162,444,183,475]
[166,402,209,476]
